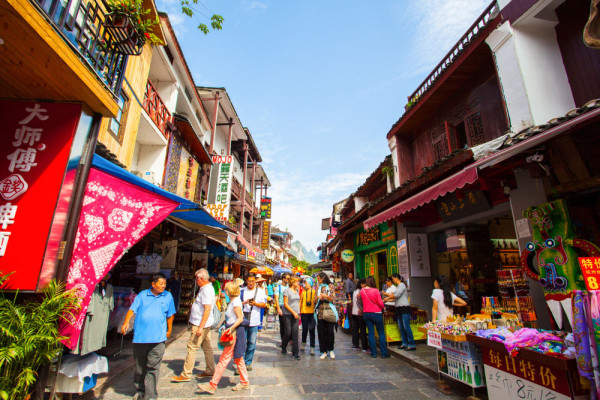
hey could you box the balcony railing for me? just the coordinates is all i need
[33,0,129,97]
[143,80,173,138]
[406,1,499,108]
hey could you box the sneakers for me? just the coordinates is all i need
[293,355,301,360]
[329,351,336,359]
[362,349,371,353]
[320,352,328,360]
[196,372,213,378]
[234,368,240,376]
[246,365,253,371]
[197,383,216,395]
[281,349,288,355]
[352,346,359,351]
[310,347,315,356]
[171,375,191,383]
[232,383,251,391]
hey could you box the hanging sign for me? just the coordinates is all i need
[260,196,271,219]
[341,249,354,262]
[435,190,490,223]
[206,155,233,222]
[409,233,431,277]
[260,220,271,250]
[0,101,81,291]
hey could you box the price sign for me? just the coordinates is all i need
[427,330,442,349]
[578,257,600,290]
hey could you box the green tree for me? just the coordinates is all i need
[289,254,309,273]
[0,274,80,400]
[178,1,224,34]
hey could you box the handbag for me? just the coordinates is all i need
[218,328,236,347]
[318,303,337,323]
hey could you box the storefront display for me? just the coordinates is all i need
[354,222,398,288]
[496,269,537,327]
[468,331,588,400]
[175,272,196,321]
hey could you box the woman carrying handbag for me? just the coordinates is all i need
[314,272,338,360]
[198,281,250,395]
[360,276,389,358]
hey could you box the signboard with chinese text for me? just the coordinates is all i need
[260,196,271,219]
[578,257,600,291]
[427,330,442,349]
[381,226,395,243]
[436,338,485,388]
[207,155,233,222]
[260,220,271,250]
[435,190,490,223]
[480,344,587,399]
[0,101,81,290]
[356,225,380,247]
[247,248,256,262]
[397,239,409,287]
[408,233,431,277]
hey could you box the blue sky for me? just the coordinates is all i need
[156,0,490,253]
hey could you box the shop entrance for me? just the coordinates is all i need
[375,250,387,289]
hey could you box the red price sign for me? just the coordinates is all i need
[578,257,600,290]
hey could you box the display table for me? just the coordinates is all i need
[419,326,486,398]
[466,334,589,400]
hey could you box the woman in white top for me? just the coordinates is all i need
[431,275,467,321]
[383,277,396,313]
[198,281,250,394]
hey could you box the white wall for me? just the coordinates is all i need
[354,196,368,212]
[132,144,167,184]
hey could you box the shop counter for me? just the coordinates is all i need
[466,334,588,400]
[420,326,486,397]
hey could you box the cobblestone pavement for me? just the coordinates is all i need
[91,327,470,400]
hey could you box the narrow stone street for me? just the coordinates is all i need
[91,327,469,400]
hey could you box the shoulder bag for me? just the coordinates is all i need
[317,286,337,323]
[361,288,383,313]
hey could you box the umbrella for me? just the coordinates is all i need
[249,266,273,275]
[272,266,292,275]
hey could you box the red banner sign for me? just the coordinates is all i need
[0,101,81,290]
[578,257,600,291]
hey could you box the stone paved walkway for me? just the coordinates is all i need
[90,327,472,400]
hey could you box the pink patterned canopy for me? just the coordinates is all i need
[59,168,178,349]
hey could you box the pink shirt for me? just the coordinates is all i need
[360,288,384,313]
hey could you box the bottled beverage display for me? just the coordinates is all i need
[474,365,482,386]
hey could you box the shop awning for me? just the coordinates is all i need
[237,234,264,254]
[92,155,228,230]
[363,167,478,229]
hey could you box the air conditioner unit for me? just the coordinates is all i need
[133,170,157,184]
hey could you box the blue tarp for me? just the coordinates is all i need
[91,154,227,230]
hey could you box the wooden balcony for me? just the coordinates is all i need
[143,80,173,138]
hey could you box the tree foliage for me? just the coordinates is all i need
[0,274,80,400]
[178,0,224,34]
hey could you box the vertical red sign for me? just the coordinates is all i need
[0,100,81,290]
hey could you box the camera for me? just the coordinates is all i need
[306,301,312,306]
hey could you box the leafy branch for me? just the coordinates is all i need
[178,0,224,34]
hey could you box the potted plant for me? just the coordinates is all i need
[105,0,163,55]
[0,274,80,400]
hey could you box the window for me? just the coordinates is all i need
[431,127,449,160]
[108,90,129,144]
[466,112,485,146]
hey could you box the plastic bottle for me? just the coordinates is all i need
[474,365,482,386]
[466,366,472,384]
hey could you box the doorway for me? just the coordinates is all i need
[375,251,387,289]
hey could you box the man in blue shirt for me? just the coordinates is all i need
[122,273,175,400]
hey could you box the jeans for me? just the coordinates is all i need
[351,314,369,350]
[317,319,335,353]
[133,342,165,400]
[244,325,259,366]
[396,308,415,348]
[363,312,388,357]
[300,313,316,348]
[281,314,299,356]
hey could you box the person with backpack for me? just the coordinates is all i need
[237,275,267,372]
[171,268,216,382]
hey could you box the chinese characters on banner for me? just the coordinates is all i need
[206,155,233,222]
[578,257,600,291]
[408,233,431,277]
[0,101,81,290]
[357,226,380,246]
[435,190,490,223]
[260,197,271,219]
[260,220,271,250]
[59,168,178,348]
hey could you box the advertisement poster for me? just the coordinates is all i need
[397,239,409,287]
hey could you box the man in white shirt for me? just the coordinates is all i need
[172,268,216,382]
[240,275,267,371]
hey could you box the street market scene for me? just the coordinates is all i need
[1,0,600,399]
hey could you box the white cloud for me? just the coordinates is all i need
[268,169,369,252]
[242,1,267,13]
[403,0,489,78]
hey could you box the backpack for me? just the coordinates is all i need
[200,285,222,330]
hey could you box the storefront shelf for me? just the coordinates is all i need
[419,326,468,342]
